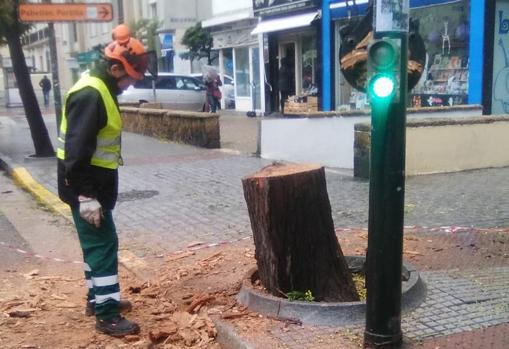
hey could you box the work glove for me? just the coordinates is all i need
[78,196,103,228]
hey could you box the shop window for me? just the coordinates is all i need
[410,1,470,108]
[301,35,318,96]
[235,47,250,97]
[335,1,469,111]
[222,48,234,78]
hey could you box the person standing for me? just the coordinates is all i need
[57,24,155,337]
[206,75,222,113]
[278,57,291,114]
[39,75,52,107]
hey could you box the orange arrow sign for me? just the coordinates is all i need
[19,3,113,22]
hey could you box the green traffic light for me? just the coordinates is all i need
[371,75,395,99]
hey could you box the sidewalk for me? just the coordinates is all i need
[1,109,508,348]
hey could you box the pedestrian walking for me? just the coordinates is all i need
[56,24,156,337]
[278,57,291,114]
[206,74,222,113]
[39,75,52,107]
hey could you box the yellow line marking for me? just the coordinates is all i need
[11,167,71,219]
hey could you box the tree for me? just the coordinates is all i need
[180,23,216,65]
[129,18,162,52]
[242,164,360,302]
[0,0,54,157]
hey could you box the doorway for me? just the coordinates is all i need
[279,42,296,96]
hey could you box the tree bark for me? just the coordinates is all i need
[6,30,55,157]
[242,163,359,302]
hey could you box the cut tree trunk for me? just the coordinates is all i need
[242,163,359,302]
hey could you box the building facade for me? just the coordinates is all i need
[15,0,212,96]
[202,0,260,111]
[203,0,495,115]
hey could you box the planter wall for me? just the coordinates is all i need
[120,106,220,149]
[261,105,482,169]
[354,116,509,177]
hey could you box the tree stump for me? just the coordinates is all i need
[242,163,359,302]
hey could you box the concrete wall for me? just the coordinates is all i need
[406,118,509,175]
[260,106,482,169]
[354,116,509,177]
[120,105,220,148]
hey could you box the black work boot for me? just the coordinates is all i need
[96,315,140,337]
[85,299,133,316]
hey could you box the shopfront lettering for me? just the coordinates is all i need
[253,0,316,16]
[499,11,509,34]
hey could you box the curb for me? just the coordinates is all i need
[237,257,426,327]
[0,152,71,220]
[211,316,256,349]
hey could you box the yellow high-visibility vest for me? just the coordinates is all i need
[57,75,122,170]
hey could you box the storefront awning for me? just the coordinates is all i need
[251,12,319,35]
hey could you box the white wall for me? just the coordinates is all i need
[260,107,483,169]
[212,0,252,15]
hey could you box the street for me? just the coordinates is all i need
[1,110,508,348]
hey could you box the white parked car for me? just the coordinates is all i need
[118,73,207,111]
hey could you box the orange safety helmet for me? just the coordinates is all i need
[104,24,156,80]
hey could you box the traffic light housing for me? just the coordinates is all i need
[367,38,401,103]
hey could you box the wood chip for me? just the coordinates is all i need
[54,301,78,308]
[187,241,204,248]
[148,325,178,343]
[166,251,195,261]
[7,310,32,318]
[403,250,423,256]
[186,295,215,313]
[123,335,140,342]
[201,252,222,262]
[50,294,68,301]
[220,311,249,319]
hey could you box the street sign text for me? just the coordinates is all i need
[19,3,113,23]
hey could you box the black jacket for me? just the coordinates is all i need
[57,65,122,210]
[277,65,291,92]
[39,77,51,92]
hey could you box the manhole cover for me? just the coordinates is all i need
[118,189,159,202]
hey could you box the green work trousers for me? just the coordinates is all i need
[71,208,120,320]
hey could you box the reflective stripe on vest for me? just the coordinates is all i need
[57,75,122,170]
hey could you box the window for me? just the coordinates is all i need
[182,77,199,90]
[134,76,154,89]
[155,77,176,89]
[72,23,78,42]
[301,35,317,95]
[235,47,250,97]
[150,3,157,18]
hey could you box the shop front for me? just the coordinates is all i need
[251,0,320,114]
[330,0,478,112]
[204,16,261,112]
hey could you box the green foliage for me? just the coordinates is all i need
[129,18,162,52]
[287,290,315,302]
[0,0,32,45]
[180,22,215,64]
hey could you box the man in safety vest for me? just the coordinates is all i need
[57,25,156,337]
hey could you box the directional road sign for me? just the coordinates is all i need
[19,3,113,23]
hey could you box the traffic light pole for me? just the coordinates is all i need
[364,1,409,347]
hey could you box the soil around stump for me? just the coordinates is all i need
[236,256,426,326]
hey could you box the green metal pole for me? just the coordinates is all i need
[364,1,409,347]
